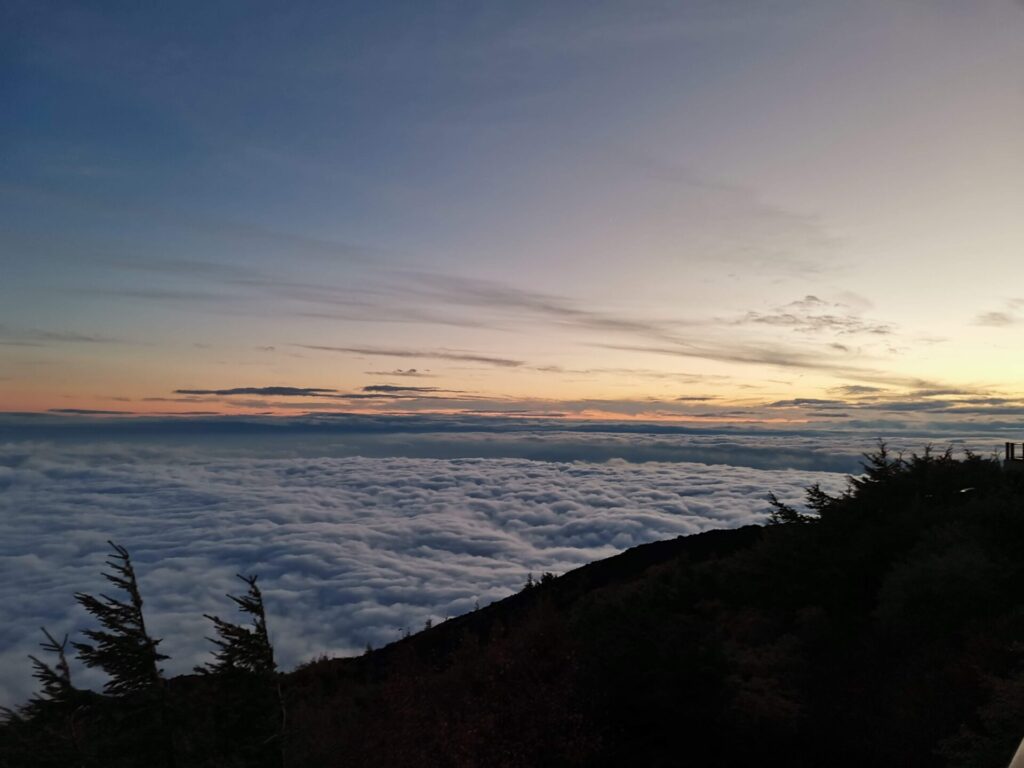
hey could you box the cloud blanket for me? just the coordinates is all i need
[1,439,851,707]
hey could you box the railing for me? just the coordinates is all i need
[1005,443,1024,462]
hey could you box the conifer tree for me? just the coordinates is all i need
[71,542,177,767]
[197,574,276,675]
[25,628,76,712]
[0,628,76,723]
[0,629,86,765]
[198,574,285,768]
[766,492,816,525]
[72,541,167,696]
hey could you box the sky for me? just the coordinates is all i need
[3,0,1024,426]
[5,2,1024,707]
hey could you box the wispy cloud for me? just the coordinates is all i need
[756,389,1024,420]
[975,311,1017,327]
[591,340,839,378]
[738,295,893,335]
[64,244,915,391]
[362,385,445,394]
[591,341,941,391]
[624,159,842,275]
[382,276,910,385]
[86,288,246,305]
[767,398,847,408]
[530,365,721,383]
[47,408,132,415]
[364,369,434,378]
[167,384,492,406]
[973,298,1024,327]
[0,325,122,345]
[141,396,220,403]
[297,345,525,368]
[909,388,982,398]
[175,387,339,397]
[394,273,696,341]
[830,385,887,396]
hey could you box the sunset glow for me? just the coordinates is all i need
[3,1,1024,426]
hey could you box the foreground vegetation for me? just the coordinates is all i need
[3,446,1024,766]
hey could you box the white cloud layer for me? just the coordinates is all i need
[0,438,857,707]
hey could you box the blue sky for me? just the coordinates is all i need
[3,0,1024,424]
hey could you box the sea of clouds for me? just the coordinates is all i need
[0,420,1001,708]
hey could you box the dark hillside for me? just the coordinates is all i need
[4,448,1024,767]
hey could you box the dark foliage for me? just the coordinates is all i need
[71,541,176,768]
[195,574,284,768]
[22,629,75,715]
[197,575,276,676]
[0,629,92,767]
[72,541,166,696]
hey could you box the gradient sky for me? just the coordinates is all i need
[3,0,1024,426]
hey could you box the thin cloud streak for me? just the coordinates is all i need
[975,311,1017,327]
[393,272,701,341]
[592,341,942,390]
[362,385,446,394]
[364,369,434,378]
[48,408,133,415]
[176,387,339,397]
[382,274,910,385]
[739,295,893,335]
[269,270,921,391]
[297,345,525,368]
[52,247,920,395]
[0,325,122,345]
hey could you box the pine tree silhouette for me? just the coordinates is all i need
[72,541,167,696]
[198,574,277,675]
[198,574,286,767]
[0,628,76,723]
[0,628,87,765]
[26,628,76,711]
[766,491,816,525]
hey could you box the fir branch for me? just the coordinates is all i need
[72,541,166,696]
[197,574,276,675]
